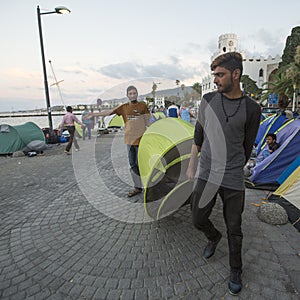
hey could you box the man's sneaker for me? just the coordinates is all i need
[203,232,222,259]
[75,148,80,152]
[64,150,71,155]
[228,268,242,295]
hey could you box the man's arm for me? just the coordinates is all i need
[93,109,114,117]
[73,114,84,126]
[244,101,261,162]
[186,118,204,180]
[186,143,201,180]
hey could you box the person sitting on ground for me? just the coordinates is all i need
[262,133,280,159]
[244,133,280,176]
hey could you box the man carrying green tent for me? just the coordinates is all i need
[96,85,151,197]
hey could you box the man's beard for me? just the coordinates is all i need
[219,78,234,94]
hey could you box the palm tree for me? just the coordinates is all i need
[180,84,185,102]
[261,67,293,104]
[241,75,262,99]
[286,45,300,110]
[152,82,158,99]
[192,82,202,99]
[175,79,180,101]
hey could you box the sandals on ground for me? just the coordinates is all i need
[127,188,142,197]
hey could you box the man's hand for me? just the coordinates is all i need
[186,144,200,181]
[186,165,196,181]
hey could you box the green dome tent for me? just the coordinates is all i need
[0,122,45,154]
[153,111,166,120]
[104,114,125,128]
[138,118,195,220]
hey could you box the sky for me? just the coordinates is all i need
[0,0,300,112]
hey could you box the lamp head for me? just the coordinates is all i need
[55,6,71,14]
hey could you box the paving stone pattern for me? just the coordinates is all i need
[0,133,299,299]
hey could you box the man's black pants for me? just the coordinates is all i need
[191,179,245,269]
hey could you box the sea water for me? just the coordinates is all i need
[0,116,64,129]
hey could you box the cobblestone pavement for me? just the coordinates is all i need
[0,132,299,300]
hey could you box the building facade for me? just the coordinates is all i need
[201,33,282,95]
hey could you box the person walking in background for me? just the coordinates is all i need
[59,106,85,155]
[167,102,179,118]
[186,52,261,295]
[96,86,151,197]
[90,108,95,130]
[81,108,92,140]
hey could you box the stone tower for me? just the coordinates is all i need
[212,33,239,60]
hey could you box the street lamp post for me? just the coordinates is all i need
[36,5,71,132]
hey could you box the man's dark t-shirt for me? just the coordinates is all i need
[194,92,261,191]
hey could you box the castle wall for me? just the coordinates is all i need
[201,33,282,94]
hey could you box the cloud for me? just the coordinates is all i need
[98,58,204,82]
[207,38,218,54]
[241,28,285,57]
[99,62,141,79]
[185,42,204,52]
[60,67,89,76]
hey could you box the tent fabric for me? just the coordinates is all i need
[75,123,83,137]
[269,166,300,231]
[277,156,300,185]
[153,112,166,120]
[0,122,45,154]
[0,125,24,154]
[244,180,279,191]
[273,166,300,210]
[250,118,300,187]
[22,140,46,153]
[13,122,45,145]
[103,114,124,128]
[268,195,300,231]
[258,118,296,153]
[138,118,195,220]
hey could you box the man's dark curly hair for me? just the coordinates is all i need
[266,133,277,141]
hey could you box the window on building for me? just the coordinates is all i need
[259,68,263,77]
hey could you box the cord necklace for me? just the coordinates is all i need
[221,93,243,122]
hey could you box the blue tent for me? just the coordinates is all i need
[250,118,300,189]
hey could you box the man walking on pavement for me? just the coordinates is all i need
[59,106,85,155]
[96,85,151,197]
[186,52,261,295]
